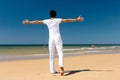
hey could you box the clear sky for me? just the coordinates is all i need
[0,0,120,44]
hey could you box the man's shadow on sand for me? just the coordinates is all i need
[64,69,112,76]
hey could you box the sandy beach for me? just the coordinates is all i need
[0,53,120,80]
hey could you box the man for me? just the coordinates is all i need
[23,10,84,76]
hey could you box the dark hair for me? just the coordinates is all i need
[50,10,56,18]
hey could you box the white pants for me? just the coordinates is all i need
[49,38,64,73]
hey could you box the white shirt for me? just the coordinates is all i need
[43,18,62,40]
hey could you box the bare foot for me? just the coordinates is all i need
[60,67,64,76]
[51,72,58,74]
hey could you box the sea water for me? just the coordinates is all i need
[0,44,120,61]
[63,44,120,54]
[0,44,120,55]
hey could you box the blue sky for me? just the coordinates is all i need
[0,0,120,44]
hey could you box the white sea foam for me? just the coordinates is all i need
[63,48,85,51]
[63,46,120,54]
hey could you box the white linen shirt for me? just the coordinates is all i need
[43,18,62,40]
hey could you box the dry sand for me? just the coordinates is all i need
[0,53,120,80]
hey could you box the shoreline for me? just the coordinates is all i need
[0,51,120,62]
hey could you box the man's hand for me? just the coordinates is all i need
[77,16,84,21]
[23,19,29,24]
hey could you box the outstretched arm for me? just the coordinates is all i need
[62,16,84,23]
[23,19,43,24]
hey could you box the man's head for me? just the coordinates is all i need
[50,10,56,18]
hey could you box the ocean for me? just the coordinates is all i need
[0,44,120,61]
